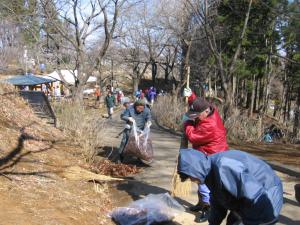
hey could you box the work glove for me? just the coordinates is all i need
[128,117,135,123]
[183,87,192,97]
[146,121,152,128]
[124,124,131,129]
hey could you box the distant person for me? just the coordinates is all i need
[106,84,112,92]
[95,86,101,101]
[42,84,47,95]
[94,86,101,106]
[122,98,131,110]
[139,89,145,99]
[178,149,283,225]
[39,63,46,73]
[144,88,149,97]
[117,99,151,163]
[148,87,156,106]
[135,89,141,100]
[54,85,61,100]
[105,91,115,119]
[117,90,124,105]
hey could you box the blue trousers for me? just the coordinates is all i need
[118,128,130,154]
[199,184,210,203]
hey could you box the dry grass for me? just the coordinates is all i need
[152,95,185,132]
[152,94,297,143]
[53,100,106,162]
[223,107,295,143]
[0,83,63,152]
[60,166,124,181]
[224,108,264,143]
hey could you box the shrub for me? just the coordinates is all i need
[152,95,185,132]
[53,101,106,162]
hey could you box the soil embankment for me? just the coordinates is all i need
[0,84,115,225]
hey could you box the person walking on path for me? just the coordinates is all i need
[117,99,151,163]
[94,86,101,107]
[182,88,228,221]
[117,90,124,105]
[105,91,115,119]
[147,87,156,107]
[178,148,283,225]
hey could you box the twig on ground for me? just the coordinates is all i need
[0,173,14,181]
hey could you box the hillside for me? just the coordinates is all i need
[0,83,115,225]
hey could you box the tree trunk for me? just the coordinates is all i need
[246,91,251,109]
[249,75,256,117]
[242,79,247,107]
[152,61,157,85]
[283,86,288,122]
[287,93,292,121]
[293,87,300,140]
[254,76,259,112]
[208,74,212,97]
[132,77,139,96]
[232,75,237,105]
[164,65,169,84]
[258,77,264,111]
[214,69,217,97]
[262,41,273,114]
[72,82,84,102]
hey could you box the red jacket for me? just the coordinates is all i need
[184,107,228,155]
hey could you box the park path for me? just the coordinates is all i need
[102,111,300,225]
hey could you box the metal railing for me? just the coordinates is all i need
[19,91,56,127]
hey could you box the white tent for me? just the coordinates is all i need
[43,70,97,84]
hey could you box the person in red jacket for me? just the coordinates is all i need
[183,88,228,222]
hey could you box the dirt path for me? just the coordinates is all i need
[103,112,300,225]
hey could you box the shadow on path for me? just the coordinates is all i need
[116,180,194,209]
[279,215,300,225]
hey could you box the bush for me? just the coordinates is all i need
[152,95,185,132]
[53,100,105,162]
[224,108,263,143]
[153,96,267,143]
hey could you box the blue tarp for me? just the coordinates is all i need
[3,75,54,86]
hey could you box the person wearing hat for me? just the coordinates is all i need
[183,88,228,221]
[178,148,283,225]
[117,99,152,163]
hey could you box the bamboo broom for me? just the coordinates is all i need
[170,65,192,198]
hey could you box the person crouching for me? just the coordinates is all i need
[178,149,283,225]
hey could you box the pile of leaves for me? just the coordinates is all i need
[91,159,141,177]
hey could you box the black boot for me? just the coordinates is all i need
[189,193,210,212]
[190,201,210,212]
[195,206,210,223]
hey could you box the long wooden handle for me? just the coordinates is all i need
[185,65,190,105]
[181,65,190,148]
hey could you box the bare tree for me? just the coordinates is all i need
[116,0,171,94]
[40,0,128,101]
[0,19,23,71]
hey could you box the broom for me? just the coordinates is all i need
[170,65,192,198]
